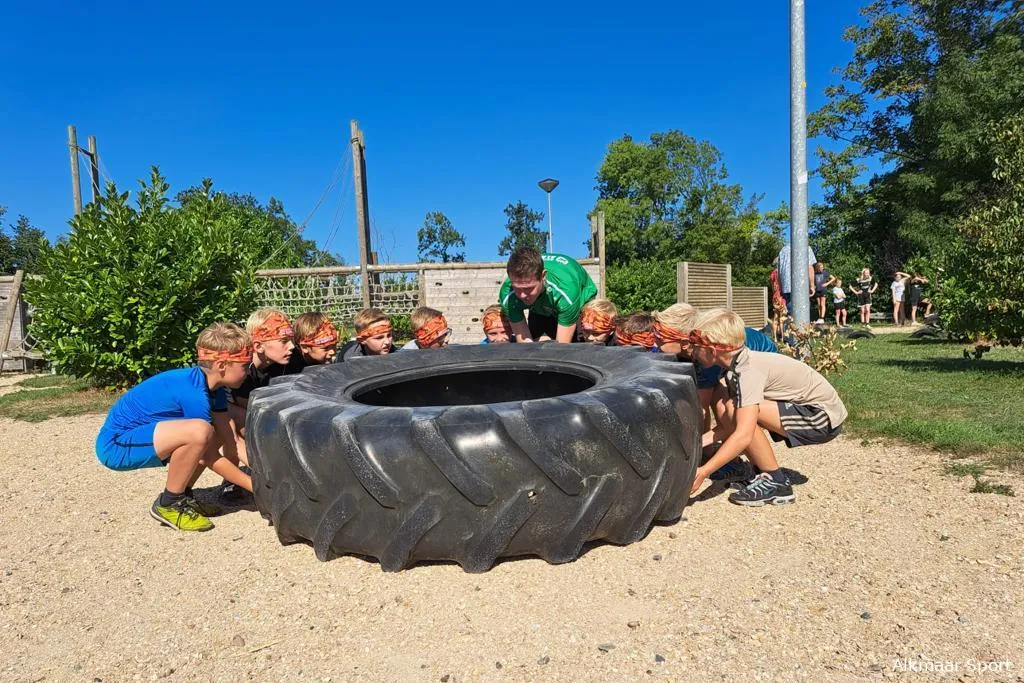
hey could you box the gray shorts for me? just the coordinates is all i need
[769,402,843,448]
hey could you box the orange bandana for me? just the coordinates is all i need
[580,307,615,334]
[688,328,742,352]
[615,329,656,349]
[300,320,339,348]
[356,320,392,343]
[198,345,253,363]
[251,313,294,342]
[482,310,510,335]
[653,320,689,345]
[415,315,449,347]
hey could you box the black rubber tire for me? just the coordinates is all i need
[246,343,701,572]
[909,326,942,339]
[841,329,875,339]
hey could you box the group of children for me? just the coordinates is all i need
[97,255,847,532]
[772,261,933,331]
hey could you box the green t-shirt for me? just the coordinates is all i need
[499,253,598,327]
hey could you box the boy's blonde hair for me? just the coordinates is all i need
[352,307,389,332]
[582,298,618,317]
[196,322,251,369]
[411,306,444,331]
[692,309,746,349]
[654,303,698,333]
[246,308,289,334]
[294,311,331,344]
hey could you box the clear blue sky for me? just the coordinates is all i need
[0,2,864,265]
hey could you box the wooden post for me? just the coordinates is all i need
[597,211,607,299]
[351,120,372,307]
[0,270,25,360]
[68,126,82,216]
[87,135,100,203]
[417,269,427,306]
[677,262,687,303]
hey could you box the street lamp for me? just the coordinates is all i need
[537,178,559,253]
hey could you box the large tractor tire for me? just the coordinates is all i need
[246,343,701,572]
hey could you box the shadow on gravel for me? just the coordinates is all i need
[193,484,257,514]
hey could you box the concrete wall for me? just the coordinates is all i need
[425,263,602,344]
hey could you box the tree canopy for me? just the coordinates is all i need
[0,206,53,274]
[418,211,466,263]
[497,201,546,256]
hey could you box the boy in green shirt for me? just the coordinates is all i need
[498,247,598,343]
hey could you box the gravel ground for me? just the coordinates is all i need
[1,410,1022,683]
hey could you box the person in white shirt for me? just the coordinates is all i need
[891,271,910,326]
[832,278,848,327]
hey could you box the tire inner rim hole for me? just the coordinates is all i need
[353,369,597,407]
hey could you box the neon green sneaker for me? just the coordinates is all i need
[150,497,214,532]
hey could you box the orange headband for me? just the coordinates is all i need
[615,329,656,349]
[653,320,689,345]
[356,320,392,343]
[580,307,615,334]
[482,310,509,334]
[251,313,294,342]
[198,345,253,363]
[299,320,339,348]
[415,315,449,347]
[688,328,742,352]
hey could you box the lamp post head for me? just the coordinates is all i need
[538,178,559,193]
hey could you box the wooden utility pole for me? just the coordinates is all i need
[87,135,100,202]
[350,120,373,307]
[68,126,83,216]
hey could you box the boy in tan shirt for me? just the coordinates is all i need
[688,309,848,506]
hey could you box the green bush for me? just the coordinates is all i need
[606,259,677,313]
[935,115,1024,345]
[25,169,314,387]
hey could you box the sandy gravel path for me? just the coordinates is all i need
[1,412,1021,682]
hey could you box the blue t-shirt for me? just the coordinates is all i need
[696,327,779,389]
[101,367,228,434]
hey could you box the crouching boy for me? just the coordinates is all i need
[481,305,513,344]
[401,307,451,349]
[688,309,847,506]
[94,322,255,531]
[340,308,395,359]
[578,299,618,345]
[294,311,340,365]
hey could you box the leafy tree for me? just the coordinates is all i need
[810,0,1024,268]
[497,201,546,256]
[593,130,781,284]
[934,115,1024,344]
[606,259,677,313]
[0,206,52,274]
[417,211,466,263]
[25,168,336,387]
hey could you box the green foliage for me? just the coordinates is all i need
[17,374,75,388]
[24,168,333,387]
[417,211,465,263]
[829,333,1024,468]
[810,0,1024,275]
[605,259,676,313]
[0,206,53,274]
[935,115,1024,345]
[593,130,780,280]
[497,201,546,256]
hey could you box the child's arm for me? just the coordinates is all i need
[870,282,878,293]
[691,404,759,494]
[824,274,836,288]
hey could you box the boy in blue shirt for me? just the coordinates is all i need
[95,322,254,532]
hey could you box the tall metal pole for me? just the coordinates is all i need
[546,192,553,253]
[87,135,101,203]
[789,0,811,325]
[67,125,82,216]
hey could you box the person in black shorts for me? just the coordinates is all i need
[908,273,931,324]
[812,262,835,324]
[849,268,878,326]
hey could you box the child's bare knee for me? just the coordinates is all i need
[186,420,215,445]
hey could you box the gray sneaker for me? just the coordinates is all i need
[728,472,795,506]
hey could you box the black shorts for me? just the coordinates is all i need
[833,300,846,310]
[814,289,827,299]
[769,402,843,448]
[909,290,922,308]
[858,291,871,306]
[527,311,558,341]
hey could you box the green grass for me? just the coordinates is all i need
[17,374,75,388]
[0,379,116,422]
[831,334,1024,471]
